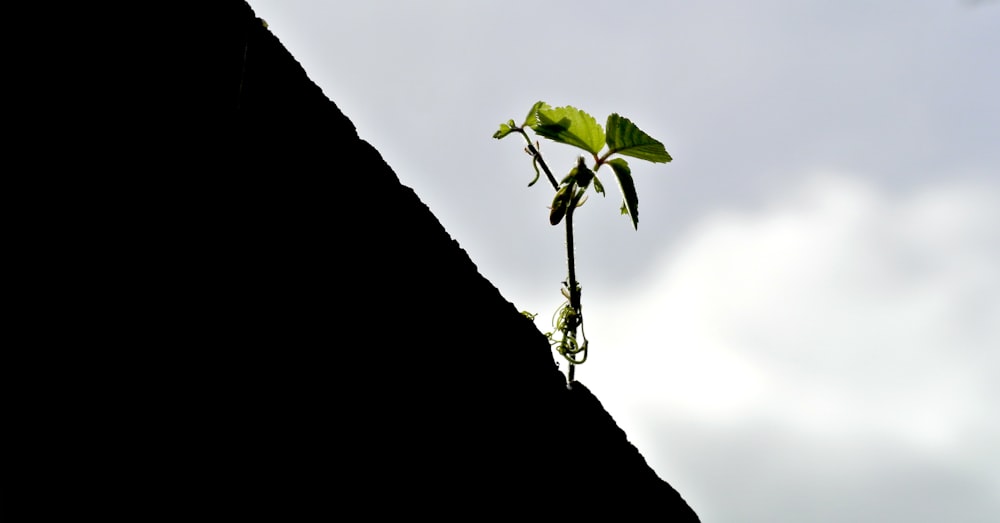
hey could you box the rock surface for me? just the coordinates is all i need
[80,1,702,519]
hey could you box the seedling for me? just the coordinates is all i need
[494,102,671,384]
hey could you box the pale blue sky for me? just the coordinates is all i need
[248,1,999,520]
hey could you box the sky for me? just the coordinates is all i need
[247,1,999,520]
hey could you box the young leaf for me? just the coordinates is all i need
[592,175,605,196]
[493,120,516,139]
[549,183,574,226]
[605,114,672,163]
[559,163,579,186]
[572,156,595,189]
[607,158,640,229]
[529,102,605,155]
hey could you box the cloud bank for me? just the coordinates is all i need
[576,173,999,522]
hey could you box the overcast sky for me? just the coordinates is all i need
[247,1,999,520]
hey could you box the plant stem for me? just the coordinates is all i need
[519,130,559,190]
[564,201,581,385]
[519,128,584,385]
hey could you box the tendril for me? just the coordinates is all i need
[546,299,589,365]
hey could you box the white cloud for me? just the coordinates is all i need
[572,173,999,521]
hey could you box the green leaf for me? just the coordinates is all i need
[605,114,672,163]
[572,156,594,189]
[529,102,605,155]
[523,102,545,128]
[592,175,605,196]
[608,158,639,229]
[559,165,577,186]
[493,120,515,139]
[549,183,574,226]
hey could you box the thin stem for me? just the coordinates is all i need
[564,200,581,385]
[519,130,559,190]
[514,128,585,385]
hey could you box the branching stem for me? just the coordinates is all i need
[496,102,671,385]
[518,125,587,385]
[519,130,559,190]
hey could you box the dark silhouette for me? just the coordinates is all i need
[67,2,701,518]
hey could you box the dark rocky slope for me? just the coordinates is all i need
[86,1,702,519]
